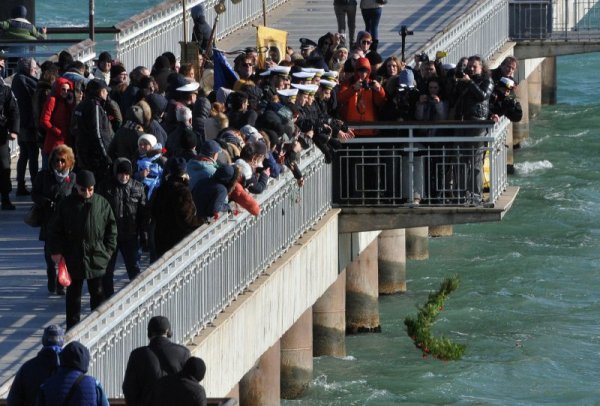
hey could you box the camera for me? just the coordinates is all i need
[455,65,465,79]
[400,25,414,37]
[361,80,370,89]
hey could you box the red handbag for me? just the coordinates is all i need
[57,258,72,287]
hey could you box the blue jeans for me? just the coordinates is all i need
[103,237,141,297]
[361,7,382,40]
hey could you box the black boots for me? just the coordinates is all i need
[1,193,15,210]
[16,183,30,196]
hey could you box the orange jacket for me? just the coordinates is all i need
[229,182,260,216]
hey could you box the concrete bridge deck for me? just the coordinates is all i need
[0,0,478,390]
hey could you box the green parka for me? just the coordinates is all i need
[47,192,117,280]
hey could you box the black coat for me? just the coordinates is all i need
[0,83,20,191]
[122,336,191,406]
[7,347,61,406]
[31,168,76,241]
[151,375,207,406]
[453,74,494,121]
[11,72,37,141]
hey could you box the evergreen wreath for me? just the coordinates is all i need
[404,275,466,361]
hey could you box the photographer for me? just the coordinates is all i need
[489,77,523,123]
[338,57,385,136]
[415,78,448,123]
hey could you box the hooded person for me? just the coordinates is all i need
[36,341,109,406]
[187,139,222,191]
[192,163,241,221]
[338,57,385,136]
[144,93,169,145]
[191,4,212,52]
[39,77,75,160]
[107,104,145,163]
[151,357,208,406]
[7,325,65,406]
[150,157,205,258]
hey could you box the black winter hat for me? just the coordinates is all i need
[115,159,133,175]
[76,170,96,188]
[148,316,171,338]
[182,357,207,382]
[145,93,169,117]
[181,130,197,151]
[166,157,187,177]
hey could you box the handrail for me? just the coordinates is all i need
[0,145,331,397]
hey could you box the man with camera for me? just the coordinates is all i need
[338,57,385,136]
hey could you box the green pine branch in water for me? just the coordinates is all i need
[404,275,466,361]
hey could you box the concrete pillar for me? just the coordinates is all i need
[281,309,313,399]
[513,77,529,147]
[527,64,542,118]
[239,341,281,406]
[405,227,429,260]
[0,1,36,22]
[313,270,346,357]
[541,56,557,105]
[429,225,453,237]
[507,124,515,174]
[346,240,380,333]
[377,229,406,294]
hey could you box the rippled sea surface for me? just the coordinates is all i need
[285,53,600,406]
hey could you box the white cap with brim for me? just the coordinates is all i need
[291,83,319,94]
[270,66,291,76]
[302,67,325,77]
[277,88,299,97]
[176,81,200,92]
[319,79,337,90]
[292,71,315,80]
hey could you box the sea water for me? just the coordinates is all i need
[285,53,600,405]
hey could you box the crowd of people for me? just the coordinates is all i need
[0,0,524,326]
[7,316,208,406]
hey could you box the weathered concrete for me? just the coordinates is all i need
[239,341,281,406]
[507,124,515,174]
[280,309,313,399]
[377,229,406,294]
[541,56,557,105]
[429,225,453,237]
[406,227,429,260]
[528,64,543,118]
[515,42,600,59]
[313,270,346,357]
[513,77,529,147]
[189,210,339,396]
[346,240,380,333]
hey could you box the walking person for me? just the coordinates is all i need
[36,341,109,406]
[31,145,77,295]
[360,0,384,52]
[0,79,19,210]
[12,57,40,195]
[47,170,117,330]
[334,0,357,48]
[122,316,191,406]
[7,325,64,406]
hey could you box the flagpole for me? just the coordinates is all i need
[262,0,267,26]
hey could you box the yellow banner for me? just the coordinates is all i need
[256,25,288,69]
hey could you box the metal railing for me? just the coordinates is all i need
[333,119,510,208]
[114,0,290,70]
[509,0,600,40]
[40,146,330,397]
[416,0,510,65]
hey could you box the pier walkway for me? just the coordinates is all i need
[0,0,476,391]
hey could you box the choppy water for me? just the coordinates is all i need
[285,53,600,405]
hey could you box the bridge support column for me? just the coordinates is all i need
[313,270,346,357]
[406,227,429,260]
[513,78,529,147]
[541,56,557,105]
[378,229,406,294]
[281,308,313,399]
[528,64,542,118]
[239,341,280,406]
[346,239,380,333]
[429,225,453,237]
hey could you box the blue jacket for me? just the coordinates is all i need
[36,342,108,406]
[192,164,238,219]
[187,158,218,191]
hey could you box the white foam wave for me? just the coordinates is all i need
[312,374,366,392]
[514,160,553,175]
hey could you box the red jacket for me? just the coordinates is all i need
[338,57,385,136]
[229,182,260,216]
[40,77,74,154]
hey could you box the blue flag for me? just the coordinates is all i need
[213,48,238,92]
